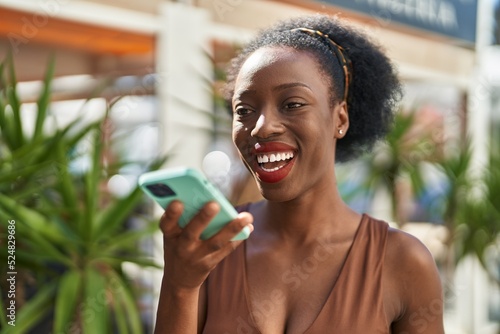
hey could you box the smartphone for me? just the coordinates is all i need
[138,167,250,241]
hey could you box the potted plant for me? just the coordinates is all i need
[0,56,164,333]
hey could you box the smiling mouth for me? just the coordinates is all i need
[256,151,295,172]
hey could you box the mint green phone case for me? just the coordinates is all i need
[138,167,249,240]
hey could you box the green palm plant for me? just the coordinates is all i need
[0,56,164,333]
[452,146,500,285]
[342,104,500,303]
[433,140,473,284]
[351,110,437,226]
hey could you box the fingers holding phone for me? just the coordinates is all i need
[159,200,253,290]
[139,167,254,289]
[139,167,251,241]
[180,201,221,242]
[161,200,253,253]
[159,200,184,239]
[205,211,253,253]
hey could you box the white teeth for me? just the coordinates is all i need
[261,165,284,172]
[257,151,294,164]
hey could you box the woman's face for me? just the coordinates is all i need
[231,46,348,201]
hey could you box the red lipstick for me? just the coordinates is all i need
[251,142,297,183]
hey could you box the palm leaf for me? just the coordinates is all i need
[0,160,54,185]
[0,289,7,329]
[93,187,143,240]
[0,59,5,89]
[98,222,157,254]
[107,270,143,334]
[54,269,83,333]
[100,255,160,269]
[6,249,61,275]
[0,60,7,141]
[0,104,16,150]
[0,193,65,243]
[112,288,130,334]
[54,138,79,218]
[8,132,53,163]
[1,281,57,334]
[20,230,75,268]
[82,266,111,334]
[93,155,167,239]
[82,126,103,241]
[33,56,55,141]
[6,56,24,148]
[66,119,102,150]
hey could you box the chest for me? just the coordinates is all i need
[245,240,352,334]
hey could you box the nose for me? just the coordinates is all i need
[250,109,284,139]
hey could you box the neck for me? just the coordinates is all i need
[256,175,360,245]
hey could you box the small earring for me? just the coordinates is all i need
[338,129,343,135]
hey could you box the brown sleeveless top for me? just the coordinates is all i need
[202,214,390,334]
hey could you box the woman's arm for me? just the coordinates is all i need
[386,229,445,334]
[154,201,253,334]
[154,281,201,333]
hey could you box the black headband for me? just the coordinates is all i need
[291,27,352,103]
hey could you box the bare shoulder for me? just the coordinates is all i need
[384,227,445,333]
[385,226,441,291]
[386,227,436,271]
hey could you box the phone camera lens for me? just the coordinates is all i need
[146,183,177,197]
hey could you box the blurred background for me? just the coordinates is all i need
[0,0,499,333]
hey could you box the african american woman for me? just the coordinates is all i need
[154,15,444,334]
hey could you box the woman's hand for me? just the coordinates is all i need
[159,200,254,291]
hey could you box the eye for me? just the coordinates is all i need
[234,105,254,116]
[284,102,305,110]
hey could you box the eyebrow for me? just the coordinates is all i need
[273,82,312,92]
[233,82,313,101]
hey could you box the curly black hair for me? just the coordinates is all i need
[225,14,402,162]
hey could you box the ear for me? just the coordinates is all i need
[334,101,349,139]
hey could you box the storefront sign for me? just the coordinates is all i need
[318,0,477,44]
